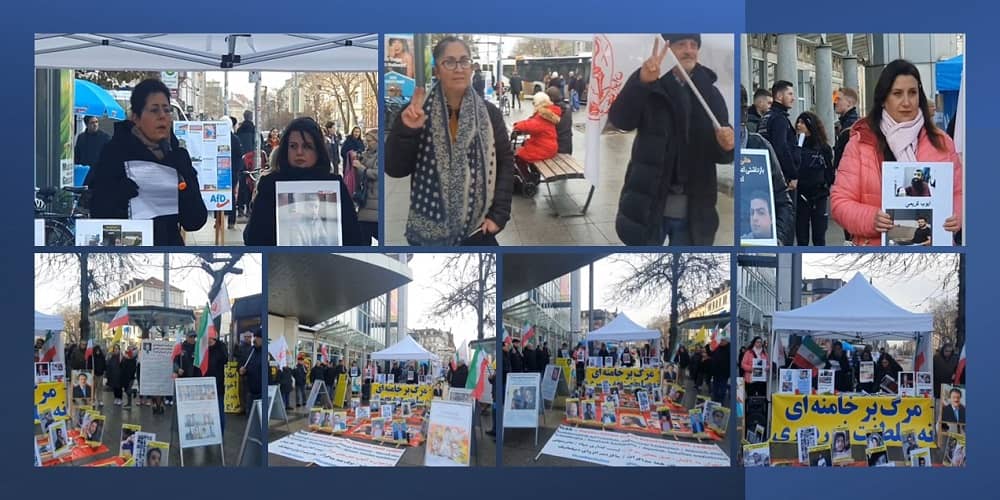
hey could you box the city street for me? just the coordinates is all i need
[386,104,735,246]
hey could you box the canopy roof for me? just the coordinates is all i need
[36,34,378,72]
[936,54,963,92]
[586,313,661,342]
[773,273,932,340]
[370,334,436,362]
[35,310,63,334]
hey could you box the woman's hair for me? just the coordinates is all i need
[750,336,763,347]
[532,91,552,108]
[432,36,471,61]
[130,79,171,117]
[351,126,362,137]
[272,117,332,174]
[866,59,944,155]
[796,111,829,148]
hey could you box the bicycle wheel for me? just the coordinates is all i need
[45,219,75,247]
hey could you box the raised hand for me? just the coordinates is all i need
[401,87,428,129]
[640,37,671,84]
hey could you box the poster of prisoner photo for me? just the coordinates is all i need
[275,181,343,246]
[174,377,223,449]
[881,162,954,246]
[504,373,541,428]
[739,149,777,246]
[139,340,175,396]
[424,400,474,467]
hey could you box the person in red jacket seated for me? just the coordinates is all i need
[513,91,562,166]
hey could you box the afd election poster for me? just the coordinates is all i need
[139,340,174,396]
[739,148,778,246]
[384,34,416,100]
[424,400,474,467]
[769,394,936,447]
[881,162,954,246]
[174,120,234,211]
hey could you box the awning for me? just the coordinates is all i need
[502,253,606,300]
[36,33,378,72]
[74,79,126,120]
[585,313,661,342]
[935,54,963,92]
[371,334,436,362]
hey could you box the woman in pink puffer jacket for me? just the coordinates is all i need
[831,59,963,246]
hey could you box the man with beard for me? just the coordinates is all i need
[610,34,734,246]
[897,215,932,246]
[904,169,932,196]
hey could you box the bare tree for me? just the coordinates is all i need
[57,303,82,345]
[76,70,153,89]
[35,254,148,341]
[428,254,497,340]
[609,253,729,353]
[815,253,964,349]
[929,297,959,349]
[166,253,253,334]
[511,39,580,58]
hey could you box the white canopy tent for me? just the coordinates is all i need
[370,334,436,362]
[35,34,378,72]
[586,313,661,342]
[35,310,63,334]
[772,273,933,375]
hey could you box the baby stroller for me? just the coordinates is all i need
[510,130,540,197]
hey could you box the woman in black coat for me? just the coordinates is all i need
[120,349,137,408]
[106,345,123,405]
[794,111,835,246]
[85,79,207,245]
[874,353,903,393]
[340,126,366,166]
[385,36,514,246]
[243,117,365,246]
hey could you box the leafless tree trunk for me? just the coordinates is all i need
[428,254,497,340]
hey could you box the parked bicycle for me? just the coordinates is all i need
[34,186,89,246]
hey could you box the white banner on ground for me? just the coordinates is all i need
[539,425,730,467]
[504,372,541,428]
[269,431,404,466]
[425,400,474,467]
[174,377,223,449]
[139,340,175,396]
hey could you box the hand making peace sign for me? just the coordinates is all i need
[640,37,672,84]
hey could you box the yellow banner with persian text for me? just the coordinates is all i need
[35,381,68,423]
[371,382,433,403]
[224,361,241,414]
[770,394,935,447]
[585,367,660,386]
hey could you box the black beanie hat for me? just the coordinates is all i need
[661,34,702,47]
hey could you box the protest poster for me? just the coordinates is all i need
[751,358,767,383]
[70,370,94,407]
[899,371,916,397]
[504,372,541,428]
[139,340,174,396]
[942,433,966,467]
[384,34,416,99]
[425,400,474,467]
[224,361,241,413]
[880,374,899,395]
[173,120,234,211]
[565,398,580,420]
[34,362,51,384]
[939,384,966,434]
[796,426,818,464]
[793,369,812,395]
[83,414,106,445]
[881,162,953,246]
[916,372,933,398]
[133,431,157,467]
[859,361,874,384]
[120,424,141,458]
[75,219,153,246]
[817,369,835,395]
[706,406,729,436]
[448,388,474,403]
[49,362,65,383]
[866,445,889,466]
[584,367,660,386]
[777,369,794,394]
[370,383,433,403]
[831,427,851,464]
[333,374,349,407]
[275,180,344,246]
[175,377,223,449]
[739,148,778,246]
[910,447,932,467]
[808,444,833,466]
[743,442,770,467]
[538,425,730,467]
[770,394,935,446]
[541,365,561,402]
[145,441,170,467]
[48,419,71,457]
[314,437,407,467]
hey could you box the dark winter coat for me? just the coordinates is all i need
[524,347,538,372]
[279,367,294,393]
[341,136,365,166]
[824,351,853,392]
[609,66,732,245]
[709,343,731,380]
[242,165,365,246]
[173,341,203,378]
[933,348,960,398]
[797,137,835,196]
[236,121,260,154]
[509,349,525,373]
[74,129,111,167]
[92,348,107,376]
[759,102,800,182]
[833,107,860,169]
[538,347,550,370]
[106,352,123,389]
[85,120,208,246]
[206,340,229,392]
[746,106,763,134]
[555,102,573,154]
[120,356,137,388]
[744,129,795,245]
[450,364,469,388]
[323,364,339,389]
[292,363,307,387]
[244,345,263,398]
[385,99,515,235]
[472,72,486,96]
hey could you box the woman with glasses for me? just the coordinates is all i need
[85,78,207,245]
[385,36,514,246]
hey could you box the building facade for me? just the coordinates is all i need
[502,273,575,351]
[737,263,777,347]
[410,328,456,364]
[105,277,188,309]
[801,277,846,306]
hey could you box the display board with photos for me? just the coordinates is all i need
[738,148,778,246]
[275,180,344,246]
[173,120,234,211]
[504,372,541,429]
[175,377,223,449]
[880,162,954,246]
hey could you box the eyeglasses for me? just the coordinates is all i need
[439,58,472,71]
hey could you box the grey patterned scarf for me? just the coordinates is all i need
[405,82,495,246]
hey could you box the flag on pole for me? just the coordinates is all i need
[210,285,231,319]
[194,304,213,375]
[914,332,930,372]
[503,330,512,347]
[521,323,536,344]
[84,338,94,361]
[709,327,720,352]
[953,343,966,383]
[792,336,827,375]
[586,34,678,185]
[466,348,489,400]
[108,305,129,329]
[268,335,289,369]
[771,333,786,367]
[39,331,62,363]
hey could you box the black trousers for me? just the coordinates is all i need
[796,191,829,246]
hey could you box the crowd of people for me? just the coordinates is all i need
[742,58,963,246]
[75,77,378,246]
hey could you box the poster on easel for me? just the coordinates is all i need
[541,365,562,403]
[504,372,541,428]
[334,374,349,407]
[424,400,474,467]
[175,377,223,449]
[173,120,233,212]
[139,340,174,396]
[35,381,67,432]
[224,361,242,414]
[305,380,333,409]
